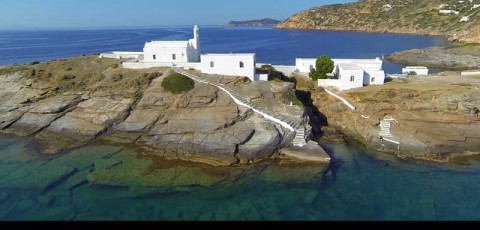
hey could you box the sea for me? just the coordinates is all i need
[2,26,480,221]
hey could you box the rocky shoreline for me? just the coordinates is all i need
[385,44,480,70]
[0,56,326,166]
[309,75,480,163]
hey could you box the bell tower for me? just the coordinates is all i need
[192,25,200,62]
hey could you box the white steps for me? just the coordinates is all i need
[379,117,399,145]
[293,128,307,147]
[173,68,308,147]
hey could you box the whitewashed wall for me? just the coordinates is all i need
[99,52,143,59]
[143,45,191,63]
[318,79,342,88]
[272,65,296,77]
[295,58,316,73]
[123,61,201,70]
[201,54,256,81]
[402,67,429,75]
[364,69,386,85]
[254,74,269,81]
[338,68,364,90]
[461,71,480,76]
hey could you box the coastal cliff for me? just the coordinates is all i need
[311,75,480,163]
[277,0,480,43]
[0,55,309,166]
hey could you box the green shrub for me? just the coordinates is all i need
[161,73,194,94]
[309,55,334,81]
[309,70,325,81]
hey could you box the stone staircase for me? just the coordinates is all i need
[379,119,393,138]
[173,68,307,147]
[293,128,307,147]
[379,117,400,145]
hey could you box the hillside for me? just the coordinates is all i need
[224,18,281,27]
[277,0,480,43]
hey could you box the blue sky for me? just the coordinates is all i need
[0,0,354,29]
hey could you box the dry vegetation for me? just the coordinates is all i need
[278,0,480,42]
[0,54,167,95]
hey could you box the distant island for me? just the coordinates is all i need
[223,18,281,27]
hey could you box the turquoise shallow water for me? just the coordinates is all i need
[1,134,480,220]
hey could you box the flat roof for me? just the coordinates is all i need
[144,40,190,48]
[201,53,255,56]
[296,57,382,63]
[338,63,363,71]
[403,66,428,69]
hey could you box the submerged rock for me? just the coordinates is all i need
[278,141,331,163]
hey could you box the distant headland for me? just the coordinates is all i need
[223,18,281,27]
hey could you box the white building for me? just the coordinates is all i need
[295,57,386,91]
[439,4,449,9]
[99,51,143,59]
[439,10,460,14]
[383,4,392,8]
[473,4,480,9]
[460,16,470,22]
[143,25,200,64]
[402,66,429,75]
[101,25,259,80]
[200,53,256,81]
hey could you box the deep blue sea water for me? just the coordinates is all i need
[0,26,448,73]
[2,26,480,221]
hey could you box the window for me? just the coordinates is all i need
[350,76,355,82]
[210,61,214,68]
[239,61,244,68]
[152,55,156,60]
[172,54,176,60]
[371,77,375,83]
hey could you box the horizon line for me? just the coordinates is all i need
[0,24,229,31]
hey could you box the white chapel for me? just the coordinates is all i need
[143,25,201,63]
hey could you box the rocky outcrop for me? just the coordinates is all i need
[0,59,307,166]
[312,76,480,162]
[386,44,480,69]
[35,96,134,154]
[3,95,81,136]
[0,73,57,129]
